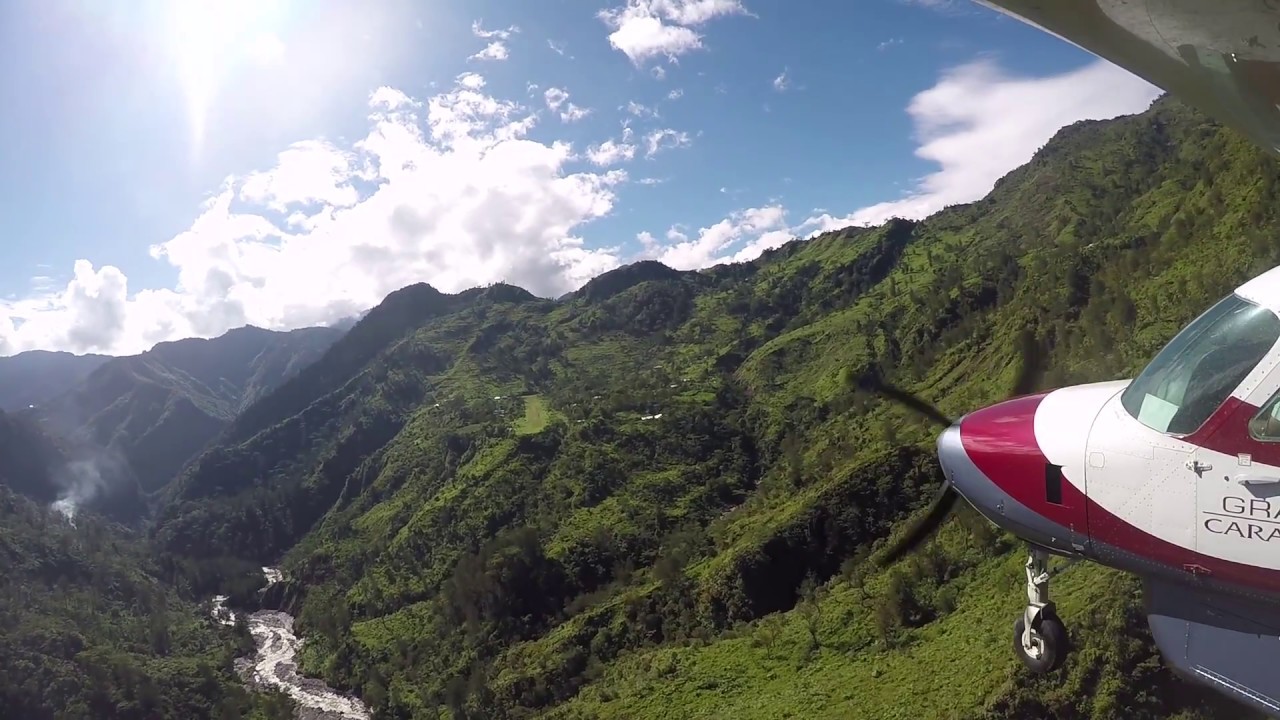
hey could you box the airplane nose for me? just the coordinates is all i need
[937,393,1048,502]
[933,392,1083,554]
[956,394,1049,487]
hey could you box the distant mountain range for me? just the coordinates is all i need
[0,323,348,518]
[0,350,110,412]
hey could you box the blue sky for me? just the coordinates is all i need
[0,0,1161,355]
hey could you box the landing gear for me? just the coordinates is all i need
[1013,548,1070,673]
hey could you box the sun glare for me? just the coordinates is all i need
[168,0,287,152]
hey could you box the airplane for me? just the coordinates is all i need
[863,1,1280,717]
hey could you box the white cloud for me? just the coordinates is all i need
[667,88,684,100]
[772,69,790,92]
[802,57,1160,230]
[472,20,519,40]
[561,105,591,122]
[640,205,789,269]
[1,51,1163,358]
[469,41,510,62]
[586,140,637,167]
[468,16,518,62]
[626,101,660,119]
[0,76,629,356]
[544,87,592,123]
[548,39,567,56]
[239,140,359,212]
[598,0,752,65]
[877,37,904,51]
[636,58,1160,271]
[643,128,691,157]
[545,88,569,110]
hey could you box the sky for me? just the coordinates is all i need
[0,0,1163,357]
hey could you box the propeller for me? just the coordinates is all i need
[862,328,1044,567]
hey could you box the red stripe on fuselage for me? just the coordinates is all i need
[959,393,1280,595]
[960,393,1087,535]
[1183,395,1280,466]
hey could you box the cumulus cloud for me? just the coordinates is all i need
[802,57,1160,230]
[239,140,360,211]
[772,69,790,92]
[0,73,630,356]
[598,0,753,65]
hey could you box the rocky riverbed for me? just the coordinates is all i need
[212,569,370,720]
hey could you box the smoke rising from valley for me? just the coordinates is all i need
[48,448,128,524]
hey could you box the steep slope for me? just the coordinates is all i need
[36,324,345,503]
[0,350,110,411]
[0,419,294,719]
[153,95,1274,720]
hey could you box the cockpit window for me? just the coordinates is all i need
[1121,294,1280,435]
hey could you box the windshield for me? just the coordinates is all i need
[1121,294,1280,435]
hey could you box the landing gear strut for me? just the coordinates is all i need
[1013,547,1069,673]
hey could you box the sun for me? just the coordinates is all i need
[167,0,286,151]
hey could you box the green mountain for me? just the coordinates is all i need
[135,93,1279,720]
[0,350,110,412]
[0,413,295,720]
[31,324,345,514]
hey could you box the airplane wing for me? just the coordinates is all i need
[978,0,1280,157]
[1144,577,1280,718]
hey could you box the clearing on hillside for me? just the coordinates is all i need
[515,394,550,435]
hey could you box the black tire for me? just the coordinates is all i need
[1013,612,1069,673]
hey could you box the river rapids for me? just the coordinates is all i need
[211,568,371,720]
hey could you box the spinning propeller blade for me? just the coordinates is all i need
[865,329,1043,566]
[876,479,960,567]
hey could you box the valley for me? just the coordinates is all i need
[2,94,1277,719]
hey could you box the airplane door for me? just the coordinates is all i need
[1191,395,1280,572]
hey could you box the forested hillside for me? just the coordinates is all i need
[132,94,1279,720]
[23,324,345,516]
[0,417,295,719]
[0,350,109,412]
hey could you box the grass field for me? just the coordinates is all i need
[516,394,551,435]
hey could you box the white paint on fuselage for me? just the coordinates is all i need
[1034,380,1130,493]
[1081,388,1200,550]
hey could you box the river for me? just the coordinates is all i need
[211,568,371,720]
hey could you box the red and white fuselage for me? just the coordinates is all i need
[938,266,1280,601]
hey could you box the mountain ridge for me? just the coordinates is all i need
[19,323,348,517]
[140,95,1271,719]
[3,92,1269,720]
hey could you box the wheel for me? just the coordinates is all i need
[1013,612,1069,673]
